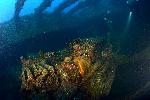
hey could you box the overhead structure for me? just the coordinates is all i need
[52,0,78,15]
[68,0,98,15]
[34,0,54,15]
[14,0,26,19]
[14,0,100,18]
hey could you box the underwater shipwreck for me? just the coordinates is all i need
[0,0,150,100]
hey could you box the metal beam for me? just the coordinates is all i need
[34,0,54,15]
[14,0,26,19]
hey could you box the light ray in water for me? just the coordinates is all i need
[124,11,133,33]
[128,11,133,23]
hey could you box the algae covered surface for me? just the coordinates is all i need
[20,38,121,99]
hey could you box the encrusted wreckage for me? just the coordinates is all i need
[20,38,119,99]
[14,0,100,18]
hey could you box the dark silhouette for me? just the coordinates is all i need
[53,0,78,15]
[14,0,26,19]
[34,0,53,15]
[14,0,26,33]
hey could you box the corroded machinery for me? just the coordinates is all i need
[20,38,118,100]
